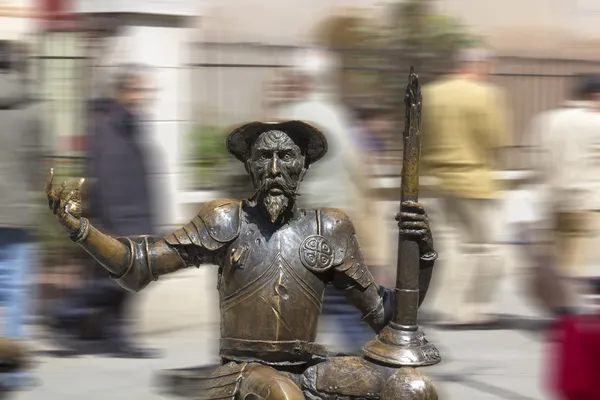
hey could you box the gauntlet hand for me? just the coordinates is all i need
[395,200,436,259]
[45,168,85,237]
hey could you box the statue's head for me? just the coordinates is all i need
[227,121,328,223]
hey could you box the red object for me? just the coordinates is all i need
[549,314,600,400]
[37,0,79,31]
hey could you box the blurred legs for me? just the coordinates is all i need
[432,196,505,324]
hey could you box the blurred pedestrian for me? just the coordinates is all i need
[351,102,393,180]
[421,46,512,328]
[273,48,390,353]
[351,102,389,154]
[0,40,42,389]
[526,75,600,400]
[51,64,159,358]
[518,75,596,316]
[526,75,600,313]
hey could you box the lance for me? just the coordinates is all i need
[363,67,440,368]
[394,65,421,329]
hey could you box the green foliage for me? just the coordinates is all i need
[389,0,481,53]
[190,124,229,167]
[375,0,483,106]
[314,1,482,108]
[187,125,230,188]
[386,0,483,66]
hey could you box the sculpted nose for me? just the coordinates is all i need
[269,155,281,176]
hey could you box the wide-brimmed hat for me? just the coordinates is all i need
[226,120,328,165]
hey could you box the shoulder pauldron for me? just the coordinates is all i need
[319,208,373,289]
[164,199,242,252]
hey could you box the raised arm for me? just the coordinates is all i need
[45,170,237,292]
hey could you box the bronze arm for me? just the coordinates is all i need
[73,221,188,292]
[45,170,238,293]
[71,198,239,292]
[45,170,184,292]
[331,235,436,333]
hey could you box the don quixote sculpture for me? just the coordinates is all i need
[45,68,441,399]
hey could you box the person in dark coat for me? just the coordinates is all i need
[51,65,159,358]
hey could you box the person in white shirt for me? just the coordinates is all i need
[524,74,600,314]
[273,48,390,353]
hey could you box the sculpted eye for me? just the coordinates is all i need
[282,153,293,161]
[258,153,269,161]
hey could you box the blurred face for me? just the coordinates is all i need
[119,75,154,113]
[247,130,306,223]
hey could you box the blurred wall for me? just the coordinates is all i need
[0,0,35,41]
[201,0,382,44]
[435,0,600,58]
[202,0,600,58]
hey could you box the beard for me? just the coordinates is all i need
[249,174,299,224]
[263,193,289,223]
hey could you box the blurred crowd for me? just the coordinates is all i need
[0,32,600,400]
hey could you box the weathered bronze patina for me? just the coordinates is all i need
[46,69,439,399]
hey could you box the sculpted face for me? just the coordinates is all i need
[247,130,306,223]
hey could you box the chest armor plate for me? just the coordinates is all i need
[219,209,337,344]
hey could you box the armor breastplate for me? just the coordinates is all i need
[219,208,332,363]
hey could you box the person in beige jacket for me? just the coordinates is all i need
[421,47,512,327]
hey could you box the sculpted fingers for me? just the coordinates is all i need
[61,189,76,211]
[401,200,425,214]
[45,169,57,209]
[45,171,84,234]
[396,201,427,224]
[45,169,54,195]
[75,178,85,192]
[396,212,426,223]
[400,221,428,230]
[400,229,427,237]
[53,182,66,214]
[68,178,85,218]
[66,196,82,219]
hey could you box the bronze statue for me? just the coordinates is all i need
[45,69,440,399]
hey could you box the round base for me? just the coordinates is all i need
[363,324,441,367]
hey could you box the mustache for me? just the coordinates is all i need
[265,178,297,193]
[249,174,300,203]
